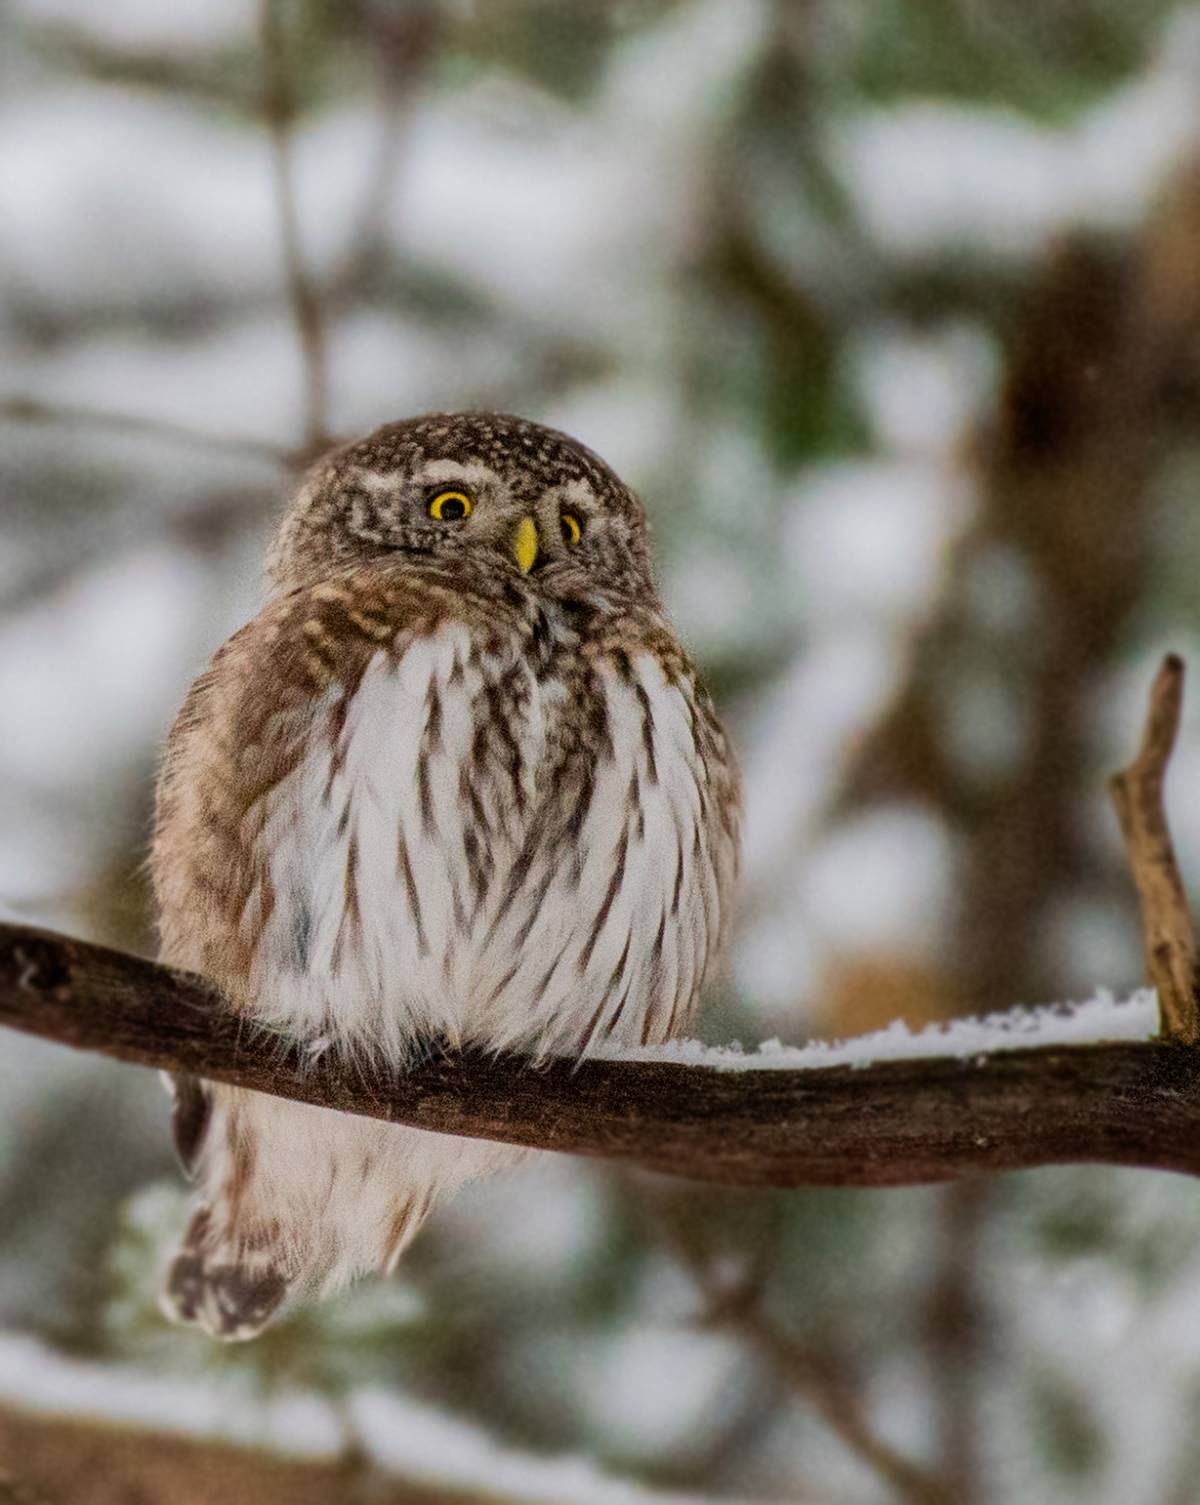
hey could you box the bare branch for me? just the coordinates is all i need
[258,0,331,454]
[644,1202,952,1505]
[3,922,1200,1187]
[0,395,297,469]
[330,3,442,298]
[1109,653,1200,1044]
[924,1181,988,1504]
[732,1305,951,1505]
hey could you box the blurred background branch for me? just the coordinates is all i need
[0,394,298,469]
[257,0,331,455]
[641,1190,954,1505]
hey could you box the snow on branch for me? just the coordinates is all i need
[2,657,1200,1190]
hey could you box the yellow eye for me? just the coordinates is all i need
[561,512,582,546]
[429,490,473,522]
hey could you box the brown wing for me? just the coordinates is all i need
[152,567,464,1182]
[151,567,478,990]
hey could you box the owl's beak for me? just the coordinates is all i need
[512,516,540,574]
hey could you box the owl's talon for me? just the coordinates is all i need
[161,1249,289,1341]
[404,1031,451,1070]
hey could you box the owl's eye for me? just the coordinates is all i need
[560,512,583,547]
[429,490,473,522]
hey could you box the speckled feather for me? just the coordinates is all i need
[152,413,740,1339]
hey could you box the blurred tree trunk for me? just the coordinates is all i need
[847,155,1200,1016]
[839,150,1200,1505]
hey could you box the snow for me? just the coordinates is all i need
[958,542,1043,640]
[0,1331,342,1453]
[738,633,908,884]
[984,1166,1200,1505]
[351,1386,722,1505]
[734,420,977,1018]
[0,90,277,310]
[542,378,688,495]
[0,1331,740,1505]
[593,989,1160,1071]
[577,1322,744,1460]
[12,0,251,52]
[393,91,658,337]
[386,0,765,343]
[847,322,999,457]
[800,806,953,962]
[0,543,207,791]
[441,1156,609,1287]
[326,311,523,435]
[733,630,910,1014]
[938,658,1032,787]
[830,21,1200,260]
[665,546,761,657]
[783,458,968,624]
[604,0,767,141]
[16,318,304,449]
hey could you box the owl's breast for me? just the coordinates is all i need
[246,618,735,1060]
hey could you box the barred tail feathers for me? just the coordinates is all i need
[160,1087,518,1340]
[161,1205,290,1341]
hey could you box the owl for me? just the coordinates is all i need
[152,412,741,1340]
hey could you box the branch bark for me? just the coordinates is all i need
[3,922,1200,1188]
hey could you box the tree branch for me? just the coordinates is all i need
[728,1304,951,1505]
[328,3,442,300]
[0,394,297,469]
[258,0,332,455]
[3,921,1200,1187]
[1109,652,1200,1043]
[923,1179,988,1505]
[640,1197,952,1505]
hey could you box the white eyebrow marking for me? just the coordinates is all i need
[560,478,598,508]
[416,460,496,487]
[346,467,397,495]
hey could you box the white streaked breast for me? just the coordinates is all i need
[245,621,721,1063]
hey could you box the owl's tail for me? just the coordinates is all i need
[161,1182,437,1341]
[161,1205,290,1342]
[160,1088,520,1341]
[158,1086,457,1341]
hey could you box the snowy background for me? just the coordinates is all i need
[5,1,1200,1501]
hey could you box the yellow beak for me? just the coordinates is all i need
[513,516,539,575]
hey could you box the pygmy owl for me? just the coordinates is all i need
[152,412,741,1340]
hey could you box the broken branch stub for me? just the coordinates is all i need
[1109,653,1200,1044]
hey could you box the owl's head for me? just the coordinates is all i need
[269,412,655,601]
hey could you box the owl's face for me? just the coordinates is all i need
[270,412,656,602]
